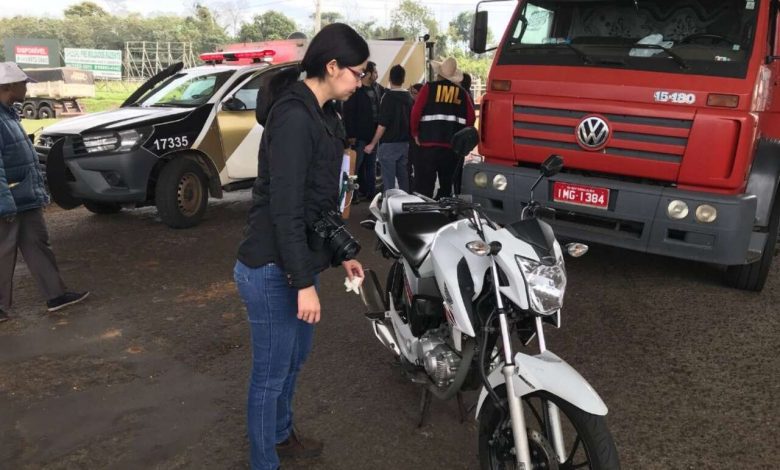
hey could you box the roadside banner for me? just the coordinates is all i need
[3,38,61,68]
[64,48,122,80]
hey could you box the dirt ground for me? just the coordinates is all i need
[1,192,778,469]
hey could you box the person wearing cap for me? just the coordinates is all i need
[410,57,475,199]
[0,62,89,322]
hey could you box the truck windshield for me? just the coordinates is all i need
[139,71,232,107]
[499,0,759,78]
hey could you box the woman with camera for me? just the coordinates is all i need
[234,24,368,470]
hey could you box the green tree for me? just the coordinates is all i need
[64,1,109,17]
[239,11,298,41]
[348,20,390,40]
[185,4,230,52]
[448,11,472,53]
[389,0,438,40]
[311,11,343,27]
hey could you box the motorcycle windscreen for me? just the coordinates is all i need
[45,139,83,209]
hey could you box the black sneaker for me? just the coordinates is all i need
[47,291,90,312]
[0,309,9,322]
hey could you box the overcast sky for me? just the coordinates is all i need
[0,0,490,35]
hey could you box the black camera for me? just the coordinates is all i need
[312,210,361,265]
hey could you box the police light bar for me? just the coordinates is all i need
[199,50,276,63]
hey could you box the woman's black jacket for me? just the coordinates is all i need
[237,81,346,289]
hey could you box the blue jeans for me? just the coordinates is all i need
[355,139,376,197]
[234,261,317,470]
[377,142,409,193]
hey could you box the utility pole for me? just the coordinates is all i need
[314,0,322,34]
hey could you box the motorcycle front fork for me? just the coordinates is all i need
[498,313,566,468]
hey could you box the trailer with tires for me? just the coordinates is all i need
[22,67,95,119]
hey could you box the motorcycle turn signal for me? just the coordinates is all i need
[566,243,589,257]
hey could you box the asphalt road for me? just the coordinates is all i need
[1,191,778,469]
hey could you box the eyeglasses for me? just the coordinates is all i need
[346,67,366,80]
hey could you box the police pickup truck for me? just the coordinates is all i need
[36,51,297,228]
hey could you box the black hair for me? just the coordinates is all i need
[257,23,369,125]
[389,65,405,86]
[411,83,423,92]
[366,61,377,73]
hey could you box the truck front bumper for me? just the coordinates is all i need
[39,137,158,205]
[463,163,761,266]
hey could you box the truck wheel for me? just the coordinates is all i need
[83,201,122,215]
[38,105,55,119]
[155,158,208,229]
[22,103,37,119]
[724,199,780,291]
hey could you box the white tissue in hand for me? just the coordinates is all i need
[344,276,364,294]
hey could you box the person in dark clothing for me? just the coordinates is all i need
[0,62,89,322]
[234,24,368,470]
[343,61,381,200]
[407,83,424,189]
[364,65,413,192]
[410,57,475,199]
[452,72,475,195]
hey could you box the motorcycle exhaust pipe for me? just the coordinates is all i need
[359,269,400,357]
[371,320,401,357]
[359,269,387,312]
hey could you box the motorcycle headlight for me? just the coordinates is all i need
[516,255,566,315]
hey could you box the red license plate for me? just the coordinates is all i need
[552,182,610,209]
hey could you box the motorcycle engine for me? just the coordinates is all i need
[417,328,462,387]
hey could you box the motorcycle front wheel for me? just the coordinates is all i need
[478,386,620,470]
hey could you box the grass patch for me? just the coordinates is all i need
[81,82,138,113]
[21,118,60,135]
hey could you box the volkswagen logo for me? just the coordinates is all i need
[576,116,610,150]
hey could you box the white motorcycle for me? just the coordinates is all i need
[359,154,620,469]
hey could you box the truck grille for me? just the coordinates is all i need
[513,105,692,164]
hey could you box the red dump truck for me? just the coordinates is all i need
[467,0,780,290]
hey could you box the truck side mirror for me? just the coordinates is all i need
[470,11,489,54]
[541,155,564,177]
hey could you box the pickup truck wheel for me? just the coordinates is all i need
[724,199,780,291]
[155,158,208,229]
[22,103,37,119]
[38,105,54,119]
[83,201,122,214]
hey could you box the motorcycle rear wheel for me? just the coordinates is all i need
[478,387,620,470]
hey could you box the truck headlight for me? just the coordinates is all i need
[82,133,119,153]
[474,172,488,188]
[82,128,148,154]
[667,200,689,220]
[493,174,508,191]
[695,204,717,223]
[516,256,567,315]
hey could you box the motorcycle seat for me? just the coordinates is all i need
[385,193,451,267]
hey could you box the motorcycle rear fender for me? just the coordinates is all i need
[476,350,608,418]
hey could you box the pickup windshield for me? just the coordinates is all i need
[498,0,759,78]
[139,71,233,107]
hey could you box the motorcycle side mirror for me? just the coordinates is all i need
[541,154,564,177]
[451,127,479,158]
